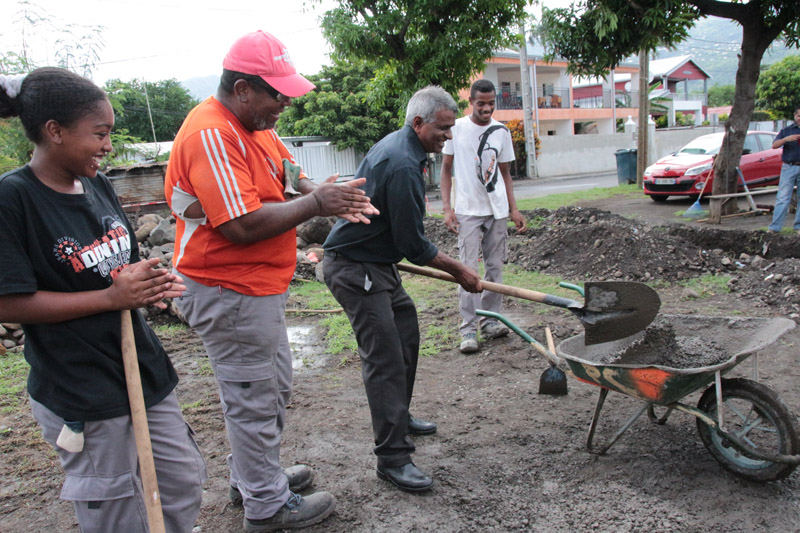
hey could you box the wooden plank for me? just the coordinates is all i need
[707,187,779,199]
[106,163,167,210]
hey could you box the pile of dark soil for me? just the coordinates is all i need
[423,206,800,319]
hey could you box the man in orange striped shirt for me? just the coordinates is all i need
[165,31,375,532]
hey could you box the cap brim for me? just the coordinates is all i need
[261,73,316,98]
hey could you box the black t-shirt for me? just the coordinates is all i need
[0,165,177,421]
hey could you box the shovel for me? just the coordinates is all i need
[477,310,567,395]
[121,310,166,533]
[395,263,660,345]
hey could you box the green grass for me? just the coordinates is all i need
[516,183,641,211]
[196,358,214,376]
[289,280,341,310]
[180,399,204,410]
[152,322,189,335]
[0,350,28,413]
[503,264,585,298]
[321,313,358,357]
[678,273,732,298]
[419,324,458,357]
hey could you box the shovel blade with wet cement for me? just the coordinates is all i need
[396,263,660,345]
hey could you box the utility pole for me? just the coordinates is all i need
[636,49,649,188]
[519,21,537,179]
[143,81,158,143]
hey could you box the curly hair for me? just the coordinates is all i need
[470,79,496,99]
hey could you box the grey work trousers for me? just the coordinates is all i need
[323,254,419,467]
[176,273,292,520]
[456,214,508,335]
[31,391,206,533]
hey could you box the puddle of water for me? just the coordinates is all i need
[287,325,332,371]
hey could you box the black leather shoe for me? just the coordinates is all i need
[376,462,434,493]
[408,415,437,435]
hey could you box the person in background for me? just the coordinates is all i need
[164,31,375,532]
[440,79,527,354]
[0,67,206,532]
[323,85,482,493]
[768,105,800,234]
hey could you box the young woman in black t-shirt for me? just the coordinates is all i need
[0,67,205,533]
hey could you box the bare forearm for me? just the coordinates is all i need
[219,195,320,243]
[441,156,454,210]
[427,252,473,283]
[500,163,517,210]
[0,290,116,324]
[297,177,316,195]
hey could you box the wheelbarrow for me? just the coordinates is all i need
[478,310,800,482]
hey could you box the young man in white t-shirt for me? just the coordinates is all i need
[441,79,527,354]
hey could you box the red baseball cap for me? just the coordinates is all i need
[223,31,316,98]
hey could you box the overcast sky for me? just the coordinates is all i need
[1,0,338,84]
[2,0,560,86]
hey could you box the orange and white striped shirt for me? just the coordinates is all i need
[165,97,304,296]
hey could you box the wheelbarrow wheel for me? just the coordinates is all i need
[696,378,799,482]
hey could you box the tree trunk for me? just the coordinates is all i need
[708,17,781,222]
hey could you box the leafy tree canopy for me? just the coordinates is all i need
[708,84,736,107]
[539,1,798,76]
[103,79,199,142]
[276,61,400,153]
[539,0,800,220]
[1,1,107,171]
[756,54,800,119]
[318,0,530,108]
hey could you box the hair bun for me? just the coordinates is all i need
[0,74,26,99]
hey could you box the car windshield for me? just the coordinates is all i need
[676,135,722,156]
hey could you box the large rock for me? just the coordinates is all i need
[297,217,335,246]
[149,219,176,247]
[138,213,162,227]
[135,222,157,243]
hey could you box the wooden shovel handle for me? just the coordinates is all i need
[396,262,554,304]
[545,327,556,353]
[121,310,166,533]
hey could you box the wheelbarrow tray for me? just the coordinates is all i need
[556,314,796,405]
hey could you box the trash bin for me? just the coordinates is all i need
[614,148,638,184]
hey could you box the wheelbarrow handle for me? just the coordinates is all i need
[476,310,564,368]
[396,263,581,310]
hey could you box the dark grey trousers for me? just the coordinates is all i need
[324,254,420,468]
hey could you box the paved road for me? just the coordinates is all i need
[427,171,619,213]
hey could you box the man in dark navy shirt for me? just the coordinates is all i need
[768,105,800,233]
[323,86,482,493]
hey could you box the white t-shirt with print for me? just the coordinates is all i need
[442,115,516,219]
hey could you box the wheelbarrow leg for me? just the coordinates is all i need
[647,404,675,425]
[586,388,650,455]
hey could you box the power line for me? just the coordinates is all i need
[687,37,740,45]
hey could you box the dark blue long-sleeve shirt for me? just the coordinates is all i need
[324,126,438,265]
[776,123,800,163]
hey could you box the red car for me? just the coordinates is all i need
[642,131,782,201]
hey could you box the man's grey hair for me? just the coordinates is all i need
[404,85,458,126]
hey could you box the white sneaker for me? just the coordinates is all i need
[460,333,478,354]
[481,320,509,339]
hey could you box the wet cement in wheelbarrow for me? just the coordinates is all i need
[598,322,729,368]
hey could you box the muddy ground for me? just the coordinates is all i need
[3,191,800,532]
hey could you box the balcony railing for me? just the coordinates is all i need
[495,87,572,110]
[659,92,708,105]
[573,90,640,109]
